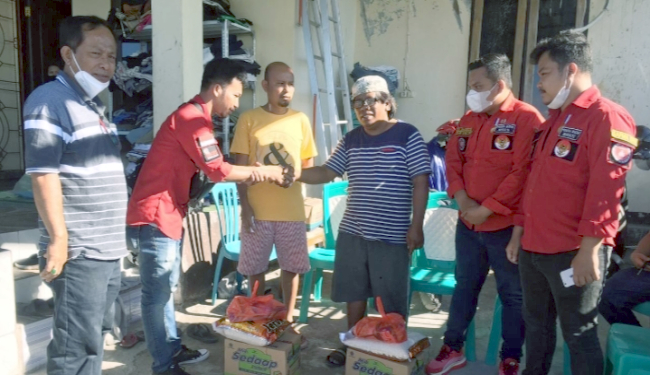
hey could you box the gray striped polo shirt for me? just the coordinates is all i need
[23,73,128,260]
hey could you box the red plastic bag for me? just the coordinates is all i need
[353,297,407,343]
[226,281,288,323]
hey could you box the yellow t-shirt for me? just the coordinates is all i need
[230,107,318,221]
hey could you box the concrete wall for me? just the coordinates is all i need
[151,0,203,131]
[71,0,109,18]
[353,0,472,142]
[588,0,650,213]
[228,0,358,122]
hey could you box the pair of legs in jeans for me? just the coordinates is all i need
[444,222,525,360]
[40,256,121,375]
[130,224,207,374]
[599,266,650,326]
[519,246,610,375]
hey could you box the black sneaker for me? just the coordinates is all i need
[14,254,39,270]
[173,345,209,365]
[155,364,190,375]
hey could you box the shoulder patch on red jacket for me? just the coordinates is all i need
[609,141,633,165]
[196,134,221,162]
[611,129,638,148]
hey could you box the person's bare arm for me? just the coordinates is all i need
[631,231,650,272]
[571,236,604,287]
[407,174,429,252]
[222,164,285,184]
[233,154,256,232]
[298,165,339,185]
[32,173,68,282]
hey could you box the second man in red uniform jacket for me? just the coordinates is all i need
[426,54,544,375]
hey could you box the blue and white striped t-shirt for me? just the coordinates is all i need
[23,73,128,260]
[325,122,430,244]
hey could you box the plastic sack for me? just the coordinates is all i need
[212,318,290,346]
[341,330,430,362]
[226,281,287,323]
[352,297,407,343]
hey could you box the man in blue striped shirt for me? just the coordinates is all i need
[24,16,125,374]
[299,75,430,366]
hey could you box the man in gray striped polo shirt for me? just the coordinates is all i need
[24,16,125,375]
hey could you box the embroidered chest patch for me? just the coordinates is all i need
[557,126,583,141]
[492,134,512,150]
[492,124,516,135]
[552,139,578,161]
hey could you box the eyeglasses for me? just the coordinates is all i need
[352,97,382,109]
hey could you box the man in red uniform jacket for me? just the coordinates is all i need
[127,58,288,375]
[517,32,637,375]
[426,54,543,375]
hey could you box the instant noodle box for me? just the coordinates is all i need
[345,346,431,375]
[224,330,301,375]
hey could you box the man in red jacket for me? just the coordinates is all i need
[426,54,544,375]
[127,58,288,375]
[518,31,636,375]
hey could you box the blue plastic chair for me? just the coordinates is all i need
[209,182,277,305]
[408,192,477,362]
[298,181,348,323]
[605,323,650,375]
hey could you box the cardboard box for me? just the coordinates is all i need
[345,346,431,375]
[224,330,301,375]
[303,198,323,230]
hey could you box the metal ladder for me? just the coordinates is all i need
[301,0,353,161]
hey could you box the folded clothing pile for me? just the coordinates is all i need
[213,281,290,346]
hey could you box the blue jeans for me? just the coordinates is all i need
[599,267,650,326]
[519,247,610,375]
[129,224,182,373]
[39,257,121,375]
[444,221,525,360]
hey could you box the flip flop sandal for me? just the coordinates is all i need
[326,347,347,367]
[119,331,145,349]
[187,323,219,344]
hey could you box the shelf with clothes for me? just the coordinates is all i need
[110,12,259,179]
[119,18,254,41]
[107,0,259,157]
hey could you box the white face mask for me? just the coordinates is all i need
[547,71,573,109]
[466,84,497,113]
[71,53,110,98]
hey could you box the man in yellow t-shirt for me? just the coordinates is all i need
[231,62,317,322]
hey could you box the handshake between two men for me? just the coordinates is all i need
[247,163,296,188]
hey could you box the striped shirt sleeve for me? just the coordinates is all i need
[24,105,65,175]
[324,137,347,176]
[406,131,431,179]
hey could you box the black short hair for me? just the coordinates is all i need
[59,16,113,51]
[201,58,248,91]
[529,30,593,73]
[468,53,513,88]
[377,92,397,119]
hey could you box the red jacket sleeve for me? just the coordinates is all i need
[175,117,233,182]
[577,109,636,238]
[482,110,544,216]
[445,116,469,198]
